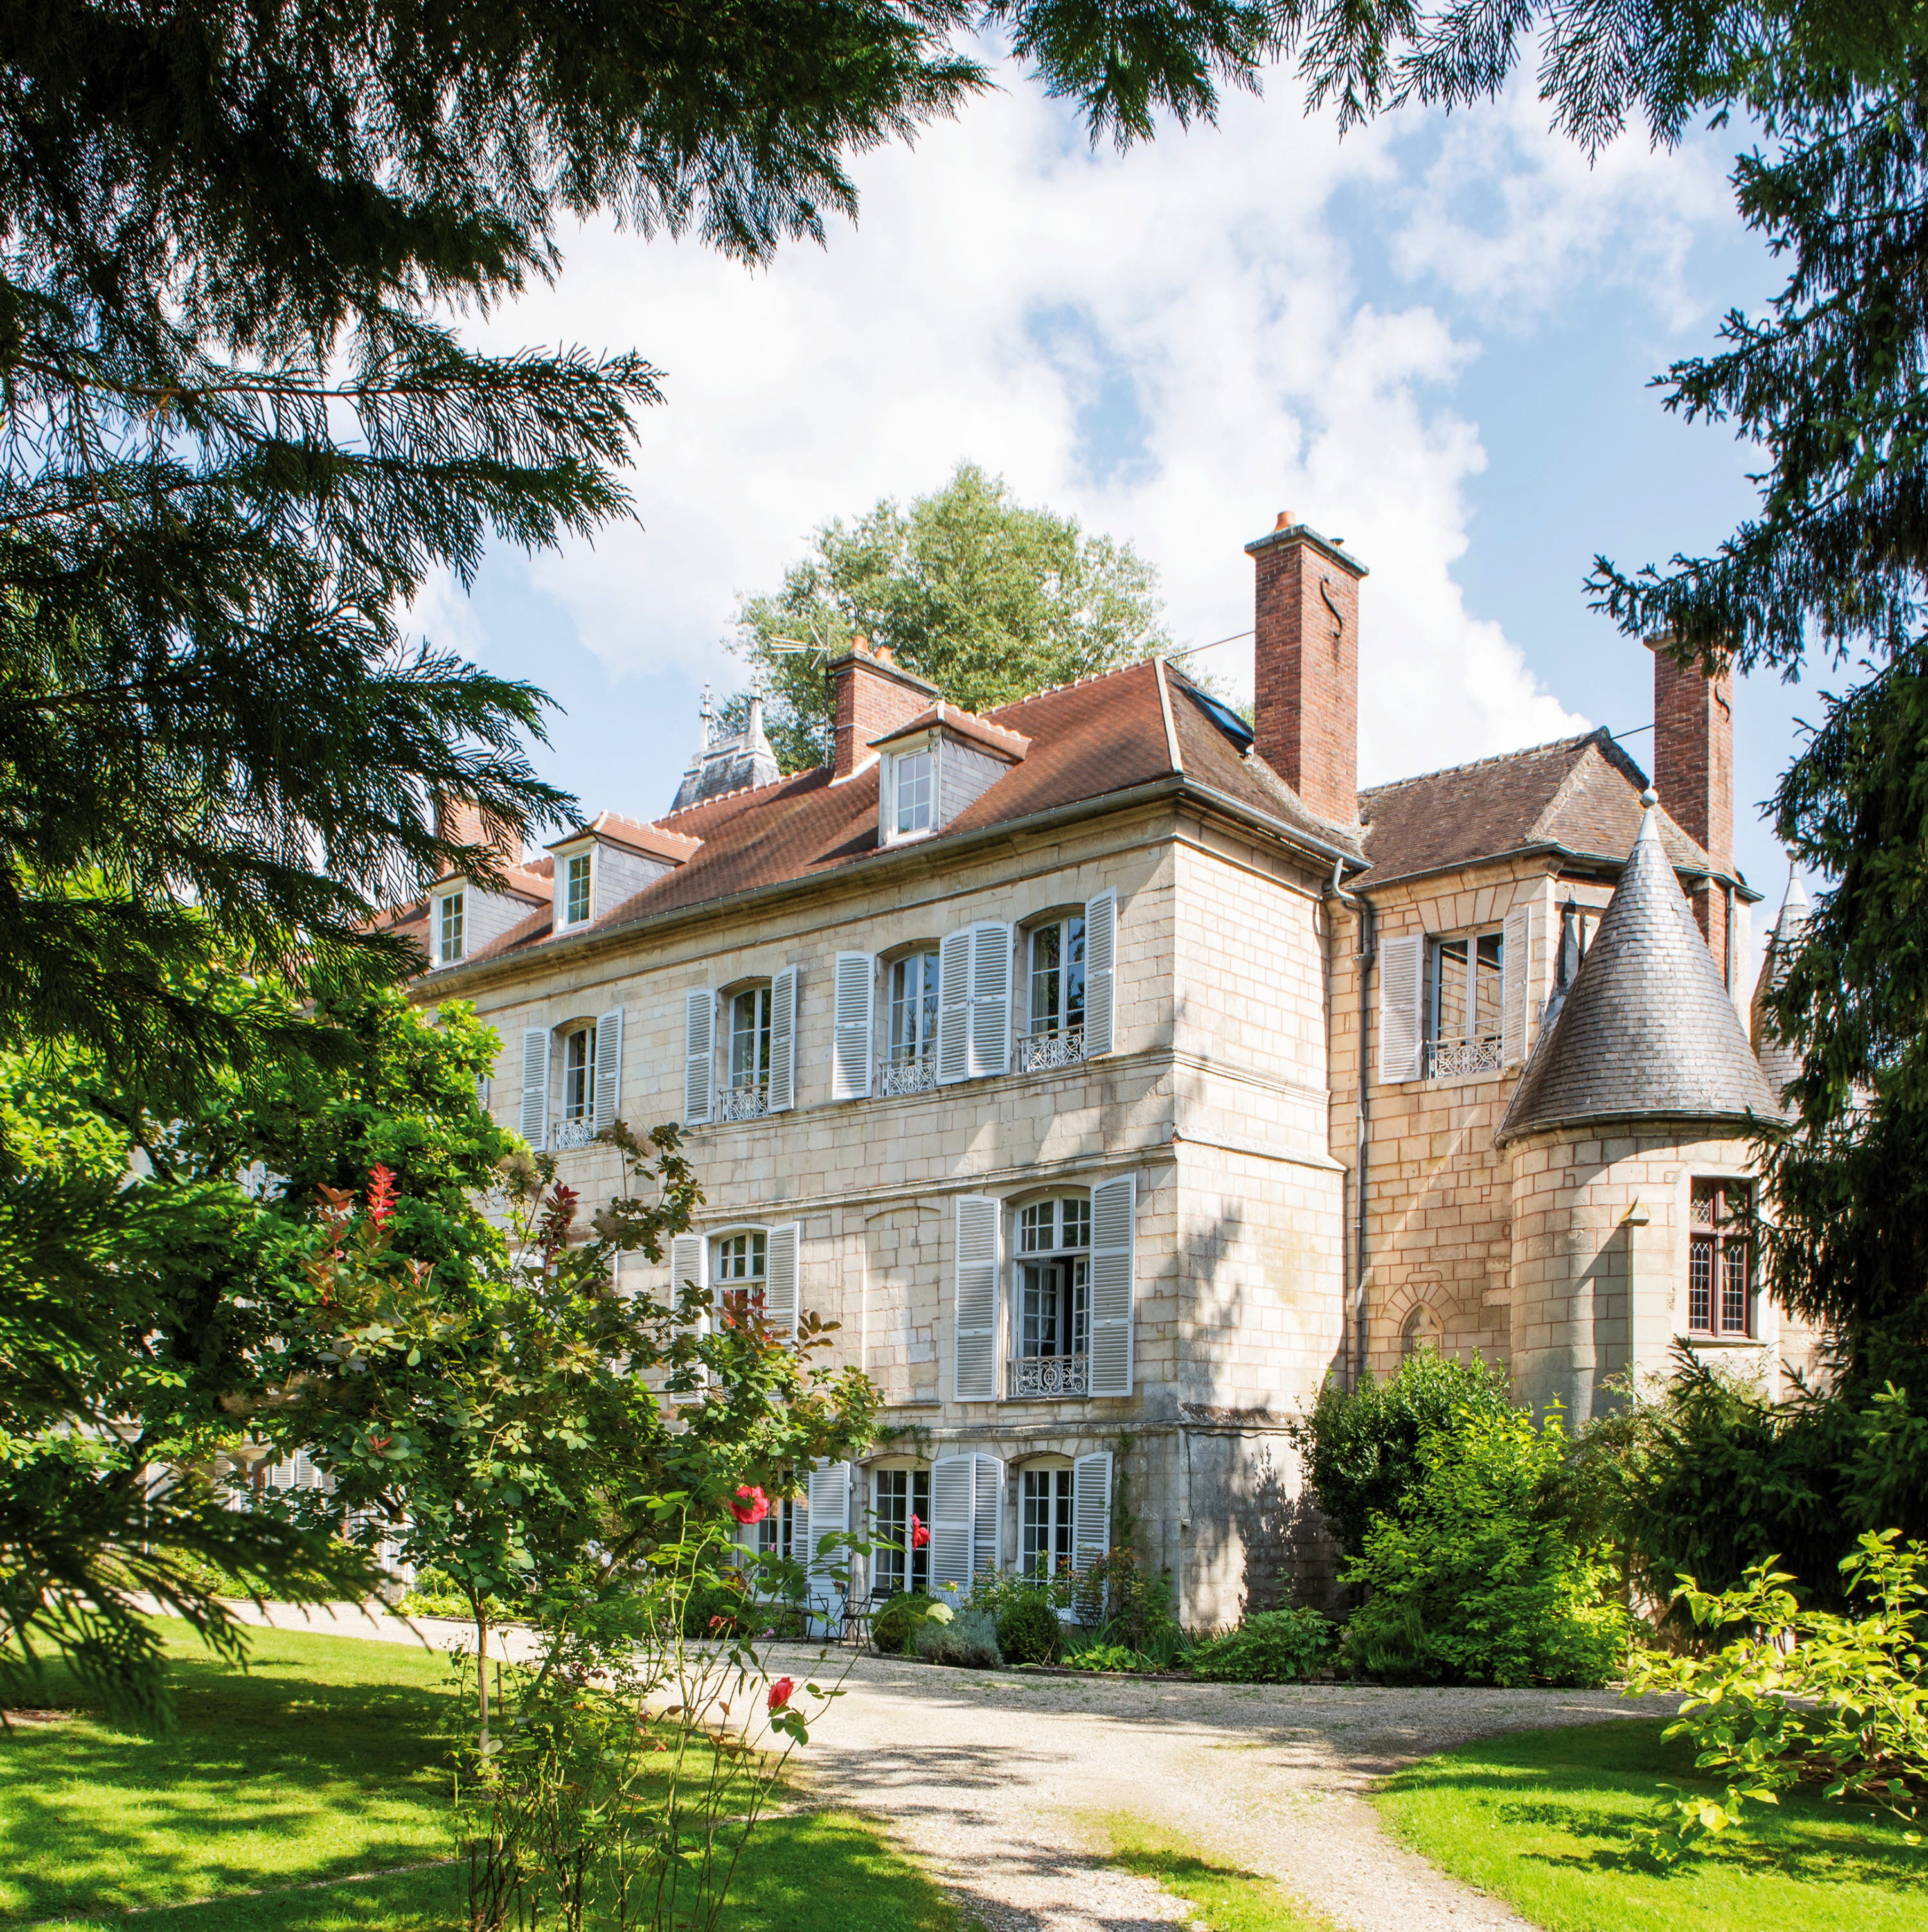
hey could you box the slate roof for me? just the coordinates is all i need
[411,659,1363,976]
[1495,799,1781,1147]
[1750,872,1810,1112]
[1357,728,1742,892]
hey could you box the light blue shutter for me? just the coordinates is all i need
[952,1195,1000,1401]
[684,988,714,1123]
[1378,934,1424,1084]
[1501,906,1531,1066]
[763,1222,799,1341]
[971,1454,1004,1579]
[519,1027,550,1150]
[1072,1451,1112,1572]
[968,922,1012,1077]
[593,1006,623,1130]
[768,966,799,1112]
[832,953,875,1100]
[1087,1174,1136,1397]
[929,1454,974,1603]
[1083,890,1116,1057]
[935,928,972,1085]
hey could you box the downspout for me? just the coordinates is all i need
[1722,879,1735,994]
[1327,856,1375,1388]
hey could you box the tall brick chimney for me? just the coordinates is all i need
[1244,512,1368,826]
[829,641,938,781]
[1648,637,1736,981]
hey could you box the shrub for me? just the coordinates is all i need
[916,1605,1001,1667]
[996,1591,1062,1665]
[1064,1640,1147,1672]
[1339,1404,1630,1688]
[680,1579,751,1638]
[398,1567,512,1623]
[1285,1353,1517,1558]
[1190,1607,1335,1683]
[1625,1528,1928,1856]
[871,1591,938,1655]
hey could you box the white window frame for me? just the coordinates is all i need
[1422,927,1505,1080]
[561,848,593,928]
[1008,1194,1092,1400]
[1019,1461,1075,1580]
[436,889,465,965]
[884,742,936,844]
[881,945,941,1095]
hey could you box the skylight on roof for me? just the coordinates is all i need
[1184,683,1254,753]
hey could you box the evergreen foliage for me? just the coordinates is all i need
[1189,1606,1335,1682]
[727,462,1170,771]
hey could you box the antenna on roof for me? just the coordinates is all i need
[1165,627,1255,663]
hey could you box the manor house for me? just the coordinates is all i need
[397,512,1812,1623]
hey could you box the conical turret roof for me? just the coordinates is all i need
[1496,795,1781,1147]
[1750,868,1809,1111]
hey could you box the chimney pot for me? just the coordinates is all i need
[1274,510,1293,530]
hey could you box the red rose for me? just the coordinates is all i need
[729,1484,771,1526]
[909,1512,931,1550]
[767,1676,794,1713]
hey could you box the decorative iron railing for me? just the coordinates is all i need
[1009,1353,1090,1397]
[878,1052,936,1096]
[550,1115,596,1150]
[715,1082,771,1123]
[1425,1037,1503,1079]
[1016,1027,1086,1073]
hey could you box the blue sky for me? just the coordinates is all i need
[429,57,1814,975]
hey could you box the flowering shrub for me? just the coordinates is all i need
[729,1485,771,1526]
[909,1512,931,1548]
[1626,1529,1928,1857]
[1190,1607,1335,1683]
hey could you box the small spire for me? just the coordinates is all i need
[697,683,715,753]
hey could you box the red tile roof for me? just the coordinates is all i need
[869,702,1032,761]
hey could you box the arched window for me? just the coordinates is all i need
[1402,1303,1445,1359]
[552,1019,598,1147]
[712,1228,767,1318]
[1011,1195,1091,1397]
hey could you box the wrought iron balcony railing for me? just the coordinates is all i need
[1425,1036,1503,1079]
[715,1082,771,1123]
[1015,1026,1086,1073]
[551,1115,596,1150]
[1009,1353,1090,1398]
[878,1051,936,1096]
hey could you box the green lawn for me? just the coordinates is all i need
[1097,1816,1339,1932]
[1373,1718,1928,1932]
[0,1621,954,1932]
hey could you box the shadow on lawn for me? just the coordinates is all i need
[0,1645,456,1920]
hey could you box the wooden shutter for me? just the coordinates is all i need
[968,922,1013,1077]
[936,927,972,1085]
[952,1195,1001,1402]
[519,1027,550,1149]
[669,1231,707,1388]
[683,988,714,1124]
[832,952,875,1100]
[1501,905,1532,1066]
[929,1454,974,1601]
[1083,890,1117,1057]
[593,1006,623,1130]
[1377,933,1425,1084]
[763,1221,800,1342]
[806,1458,850,1593]
[767,966,799,1112]
[1071,1451,1112,1573]
[1087,1174,1136,1397]
[971,1454,1004,1578]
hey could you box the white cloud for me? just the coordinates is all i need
[451,58,1745,798]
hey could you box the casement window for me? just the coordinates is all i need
[884,949,940,1095]
[563,850,593,927]
[1021,1465,1073,1579]
[872,1467,932,1597]
[1380,905,1532,1084]
[890,748,935,839]
[436,890,465,965]
[1688,1179,1754,1338]
[693,968,798,1125]
[706,1223,799,1341]
[1016,890,1116,1073]
[519,1007,623,1152]
[1012,1197,1091,1397]
[756,1493,805,1564]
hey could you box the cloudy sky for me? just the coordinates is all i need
[429,47,1811,972]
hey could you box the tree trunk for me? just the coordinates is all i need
[476,1601,490,1752]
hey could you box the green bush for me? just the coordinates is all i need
[681,1579,752,1638]
[871,1591,938,1655]
[1285,1353,1517,1557]
[1063,1640,1147,1672]
[1339,1404,1630,1688]
[398,1567,511,1622]
[916,1605,1000,1667]
[995,1591,1062,1664]
[1190,1606,1335,1683]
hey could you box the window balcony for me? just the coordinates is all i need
[1009,1353,1090,1398]
[716,1081,771,1123]
[1425,1035,1502,1080]
[550,1115,597,1150]
[1015,1026,1086,1073]
[878,1051,936,1097]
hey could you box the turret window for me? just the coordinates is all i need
[1688,1179,1754,1337]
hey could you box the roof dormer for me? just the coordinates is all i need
[545,812,699,933]
[870,704,1030,846]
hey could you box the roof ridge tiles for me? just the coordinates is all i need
[983,655,1161,716]
[656,765,820,823]
[1359,729,1604,800]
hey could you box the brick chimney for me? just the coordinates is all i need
[829,641,938,781]
[1244,512,1368,825]
[1648,636,1736,981]
[433,796,518,867]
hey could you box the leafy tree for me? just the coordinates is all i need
[0,2,1281,1095]
[727,463,1170,770]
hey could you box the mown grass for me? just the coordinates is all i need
[0,1620,954,1932]
[1373,1717,1928,1932]
[1097,1815,1339,1932]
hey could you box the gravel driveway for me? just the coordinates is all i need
[776,1647,1666,1932]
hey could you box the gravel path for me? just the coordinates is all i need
[775,1648,1667,1932]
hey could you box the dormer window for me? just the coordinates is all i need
[564,850,593,927]
[436,890,465,965]
[892,747,934,837]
